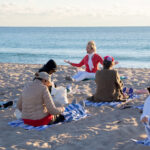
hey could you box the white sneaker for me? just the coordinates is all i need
[65,76,75,82]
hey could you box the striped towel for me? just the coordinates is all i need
[84,95,139,108]
[84,99,128,107]
[8,103,87,130]
[84,88,139,108]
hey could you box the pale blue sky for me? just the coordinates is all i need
[0,0,150,26]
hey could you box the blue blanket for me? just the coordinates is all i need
[8,103,87,130]
[133,138,150,146]
[84,99,130,108]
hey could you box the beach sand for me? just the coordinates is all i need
[0,63,150,150]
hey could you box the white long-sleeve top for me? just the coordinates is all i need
[141,95,150,120]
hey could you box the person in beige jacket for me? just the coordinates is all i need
[87,56,126,102]
[17,72,65,126]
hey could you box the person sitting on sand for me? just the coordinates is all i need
[17,72,65,127]
[87,56,127,102]
[35,59,57,93]
[64,41,119,82]
[64,41,103,82]
[140,87,150,140]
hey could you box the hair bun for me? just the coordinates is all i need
[35,72,39,77]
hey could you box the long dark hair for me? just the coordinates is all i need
[39,59,57,74]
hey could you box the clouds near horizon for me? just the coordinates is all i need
[0,0,150,26]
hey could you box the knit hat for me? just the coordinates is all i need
[36,72,51,82]
[104,56,114,62]
[45,59,57,70]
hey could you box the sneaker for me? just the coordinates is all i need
[3,101,13,108]
[65,76,74,82]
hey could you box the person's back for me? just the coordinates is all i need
[21,80,49,120]
[94,69,123,102]
[17,72,64,126]
[87,56,124,102]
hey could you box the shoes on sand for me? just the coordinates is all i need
[65,76,75,82]
[0,101,13,108]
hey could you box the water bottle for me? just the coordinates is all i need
[120,76,127,80]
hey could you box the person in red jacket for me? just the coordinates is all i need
[64,41,104,81]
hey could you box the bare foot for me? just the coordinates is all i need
[141,116,148,123]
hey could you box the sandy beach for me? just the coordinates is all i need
[0,63,150,150]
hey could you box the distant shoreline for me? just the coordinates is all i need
[0,26,150,28]
[0,62,150,69]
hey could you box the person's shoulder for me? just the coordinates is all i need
[94,53,99,57]
[37,82,49,93]
[38,82,47,89]
[113,69,118,73]
[94,53,102,57]
[96,69,102,74]
[38,65,45,72]
[24,81,33,88]
[84,54,88,58]
[110,69,119,75]
[33,80,47,89]
[83,55,88,60]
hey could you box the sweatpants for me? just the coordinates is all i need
[72,71,95,82]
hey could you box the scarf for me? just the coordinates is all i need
[88,53,94,71]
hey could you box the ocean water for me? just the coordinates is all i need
[0,27,150,68]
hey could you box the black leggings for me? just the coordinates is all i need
[48,114,65,125]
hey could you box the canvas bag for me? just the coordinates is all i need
[51,86,68,105]
[14,109,22,119]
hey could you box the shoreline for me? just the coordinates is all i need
[0,62,150,69]
[0,63,150,150]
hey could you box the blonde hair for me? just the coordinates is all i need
[87,41,96,53]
